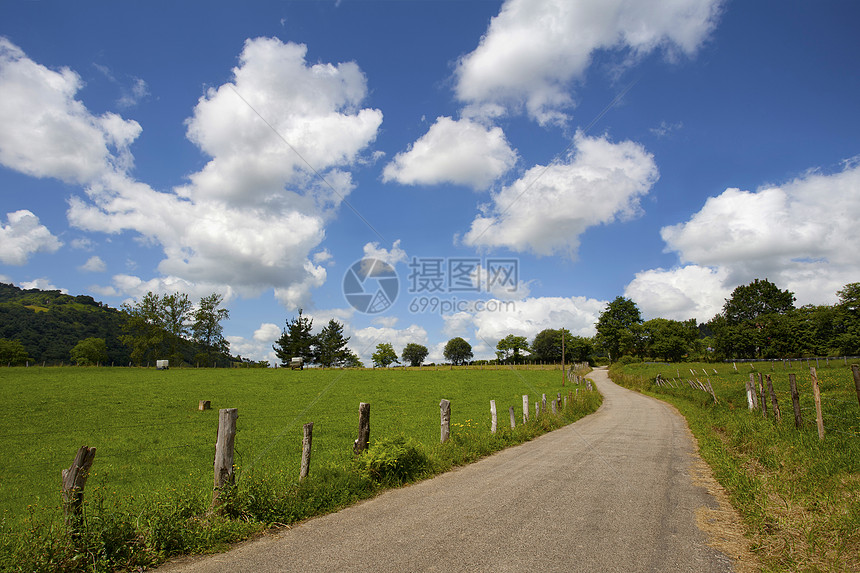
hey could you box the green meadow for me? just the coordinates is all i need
[0,365,599,571]
[611,360,860,572]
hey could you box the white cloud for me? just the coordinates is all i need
[350,324,429,366]
[629,159,860,319]
[18,277,67,293]
[179,37,382,210]
[382,116,517,190]
[442,295,606,349]
[362,239,408,267]
[625,265,730,322]
[253,323,282,343]
[80,255,106,272]
[0,36,385,310]
[0,210,63,265]
[462,132,658,256]
[455,0,722,124]
[97,273,236,304]
[0,38,141,184]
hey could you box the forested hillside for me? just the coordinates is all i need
[0,283,130,364]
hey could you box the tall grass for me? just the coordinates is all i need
[0,365,599,571]
[611,361,859,572]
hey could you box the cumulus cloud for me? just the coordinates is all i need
[442,295,606,348]
[253,323,282,343]
[627,159,860,318]
[179,37,382,210]
[382,117,517,190]
[455,0,723,124]
[624,265,730,322]
[0,37,384,310]
[361,240,408,266]
[18,277,67,293]
[350,323,429,365]
[462,132,658,256]
[80,255,106,272]
[0,38,142,184]
[0,210,63,264]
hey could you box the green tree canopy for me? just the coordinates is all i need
[0,338,30,365]
[496,334,529,364]
[192,293,230,365]
[722,278,795,324]
[595,296,642,362]
[401,342,429,367]
[443,337,473,365]
[372,342,399,368]
[273,309,315,367]
[70,337,109,366]
[316,319,354,367]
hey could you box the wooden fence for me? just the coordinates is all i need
[58,374,596,527]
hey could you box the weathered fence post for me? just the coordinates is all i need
[757,373,768,418]
[542,394,547,412]
[852,364,860,408]
[440,399,451,443]
[810,368,824,440]
[300,422,313,480]
[789,373,803,429]
[198,400,211,411]
[585,377,593,391]
[509,406,516,429]
[354,402,370,454]
[809,366,824,440]
[747,373,757,410]
[551,400,557,415]
[62,445,96,527]
[522,395,529,424]
[212,408,238,507]
[766,374,781,421]
[490,400,497,434]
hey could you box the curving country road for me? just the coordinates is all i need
[160,368,743,573]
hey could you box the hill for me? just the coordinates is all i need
[0,283,130,365]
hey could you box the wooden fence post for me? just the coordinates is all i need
[766,374,781,422]
[300,422,313,480]
[852,364,860,408]
[509,406,516,429]
[62,445,96,526]
[747,374,755,412]
[198,400,211,411]
[551,400,557,415]
[490,400,497,434]
[789,373,803,429]
[440,399,451,443]
[810,368,825,440]
[542,394,547,412]
[758,373,768,418]
[212,408,238,507]
[522,395,529,424]
[354,402,370,455]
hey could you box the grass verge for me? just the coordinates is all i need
[610,361,859,572]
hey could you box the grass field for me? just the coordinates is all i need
[0,364,599,571]
[611,360,860,572]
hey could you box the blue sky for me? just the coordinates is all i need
[1,1,859,365]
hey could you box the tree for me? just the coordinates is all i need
[0,338,30,365]
[496,334,529,364]
[712,279,796,359]
[162,292,193,365]
[595,296,642,362]
[723,278,795,324]
[316,319,353,367]
[531,329,565,363]
[192,293,230,365]
[642,318,697,362]
[120,292,165,365]
[372,342,399,368]
[70,337,109,366]
[273,309,315,367]
[443,337,473,365]
[401,343,429,367]
[341,350,364,368]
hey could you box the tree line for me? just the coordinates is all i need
[595,279,860,363]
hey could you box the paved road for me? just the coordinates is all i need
[160,368,737,572]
